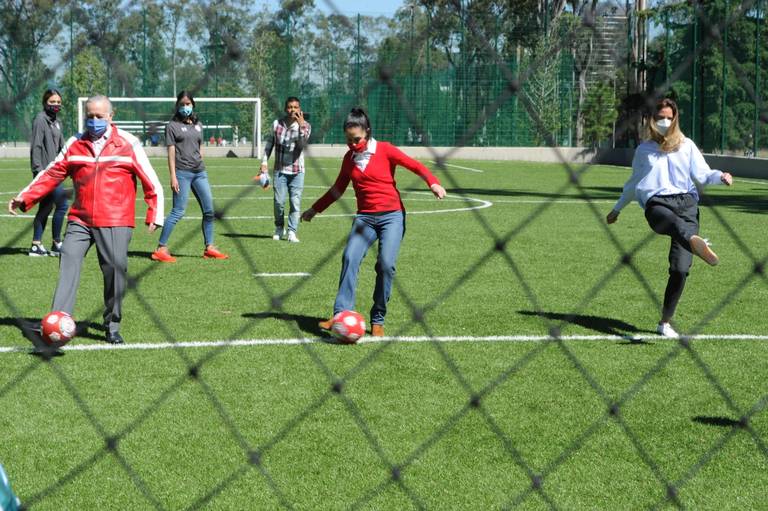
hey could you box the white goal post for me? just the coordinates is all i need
[77,97,262,158]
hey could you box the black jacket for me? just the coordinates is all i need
[30,111,64,174]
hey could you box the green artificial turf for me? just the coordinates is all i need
[0,156,766,509]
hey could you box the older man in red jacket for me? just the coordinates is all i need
[8,95,165,344]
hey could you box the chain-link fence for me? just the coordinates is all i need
[647,0,768,155]
[0,1,765,151]
[1,0,767,509]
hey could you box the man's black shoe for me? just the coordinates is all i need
[105,332,124,344]
[31,321,42,334]
[75,322,89,337]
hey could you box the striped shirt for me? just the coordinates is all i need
[262,118,311,174]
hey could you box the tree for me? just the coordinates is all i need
[0,0,65,138]
[555,4,598,146]
[185,0,253,96]
[73,0,131,96]
[60,45,108,99]
[644,0,767,153]
[582,81,617,146]
[120,2,170,96]
[164,0,185,94]
[524,35,566,145]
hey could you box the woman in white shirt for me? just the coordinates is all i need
[606,98,733,338]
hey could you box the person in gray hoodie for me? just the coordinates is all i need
[28,88,69,257]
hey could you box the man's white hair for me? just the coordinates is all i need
[85,94,113,114]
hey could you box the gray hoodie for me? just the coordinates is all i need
[30,111,64,174]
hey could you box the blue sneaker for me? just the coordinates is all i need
[0,463,21,511]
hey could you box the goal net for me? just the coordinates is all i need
[77,97,262,158]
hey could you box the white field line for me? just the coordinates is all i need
[0,198,615,221]
[253,272,311,277]
[1,334,767,354]
[491,199,616,204]
[734,177,768,185]
[430,161,484,173]
[0,192,492,220]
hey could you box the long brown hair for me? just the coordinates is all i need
[648,98,683,152]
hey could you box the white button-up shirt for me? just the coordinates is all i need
[91,126,112,157]
[351,138,377,171]
[613,138,724,211]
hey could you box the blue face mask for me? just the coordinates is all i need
[179,105,193,117]
[85,118,108,138]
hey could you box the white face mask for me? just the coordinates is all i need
[656,118,672,135]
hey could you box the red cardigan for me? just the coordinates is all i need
[312,141,440,214]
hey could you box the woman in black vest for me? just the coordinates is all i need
[29,89,69,256]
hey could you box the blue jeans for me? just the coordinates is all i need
[334,211,405,325]
[158,170,215,247]
[32,178,68,242]
[273,172,304,234]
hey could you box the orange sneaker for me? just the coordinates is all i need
[318,317,334,330]
[371,324,384,337]
[203,246,229,259]
[151,247,176,263]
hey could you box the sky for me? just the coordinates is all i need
[266,0,405,17]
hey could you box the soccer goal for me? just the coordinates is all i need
[77,97,262,158]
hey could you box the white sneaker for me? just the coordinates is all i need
[272,228,285,241]
[287,231,300,243]
[656,322,679,338]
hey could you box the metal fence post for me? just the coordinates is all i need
[755,0,762,156]
[692,2,699,144]
[665,9,671,90]
[356,13,361,101]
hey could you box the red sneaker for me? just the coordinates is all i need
[203,246,229,259]
[151,247,176,263]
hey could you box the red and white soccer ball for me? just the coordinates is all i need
[41,311,76,346]
[331,310,366,344]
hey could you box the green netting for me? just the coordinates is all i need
[1,3,766,154]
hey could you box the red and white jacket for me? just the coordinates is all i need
[17,125,164,228]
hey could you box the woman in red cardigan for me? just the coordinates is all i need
[301,108,447,337]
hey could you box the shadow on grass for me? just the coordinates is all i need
[0,316,65,357]
[221,232,274,240]
[242,312,328,338]
[0,247,28,257]
[0,316,104,347]
[697,191,768,215]
[692,416,743,428]
[589,185,768,215]
[127,250,200,260]
[517,310,656,340]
